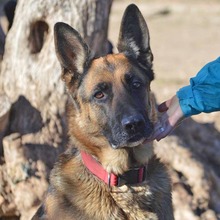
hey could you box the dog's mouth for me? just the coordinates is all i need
[105,119,154,149]
[129,133,145,143]
[110,132,150,149]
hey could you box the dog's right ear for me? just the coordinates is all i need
[54,22,91,91]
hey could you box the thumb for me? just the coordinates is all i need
[158,98,172,112]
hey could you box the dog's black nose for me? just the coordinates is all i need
[121,115,145,133]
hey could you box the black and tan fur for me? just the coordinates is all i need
[32,4,174,220]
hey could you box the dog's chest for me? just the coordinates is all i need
[110,185,158,220]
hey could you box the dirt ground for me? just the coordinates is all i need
[109,0,220,127]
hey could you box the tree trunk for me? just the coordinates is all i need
[0,0,112,219]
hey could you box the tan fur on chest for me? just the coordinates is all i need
[42,153,171,220]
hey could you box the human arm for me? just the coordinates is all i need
[177,57,220,117]
[148,57,220,141]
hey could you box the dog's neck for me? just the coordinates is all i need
[98,143,154,175]
[81,150,146,187]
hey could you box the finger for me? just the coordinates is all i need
[153,117,175,141]
[148,122,166,141]
[156,124,173,141]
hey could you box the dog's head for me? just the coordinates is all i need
[54,4,156,152]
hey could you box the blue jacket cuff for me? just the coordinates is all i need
[176,85,201,117]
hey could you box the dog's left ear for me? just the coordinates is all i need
[118,4,153,78]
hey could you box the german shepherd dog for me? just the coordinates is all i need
[32,4,174,220]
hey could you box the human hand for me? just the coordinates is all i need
[147,95,185,141]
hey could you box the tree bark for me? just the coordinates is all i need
[0,0,112,219]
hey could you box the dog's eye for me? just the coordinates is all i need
[94,91,105,99]
[132,82,141,89]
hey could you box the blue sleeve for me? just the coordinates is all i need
[176,57,220,117]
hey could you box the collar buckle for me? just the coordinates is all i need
[117,166,146,187]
